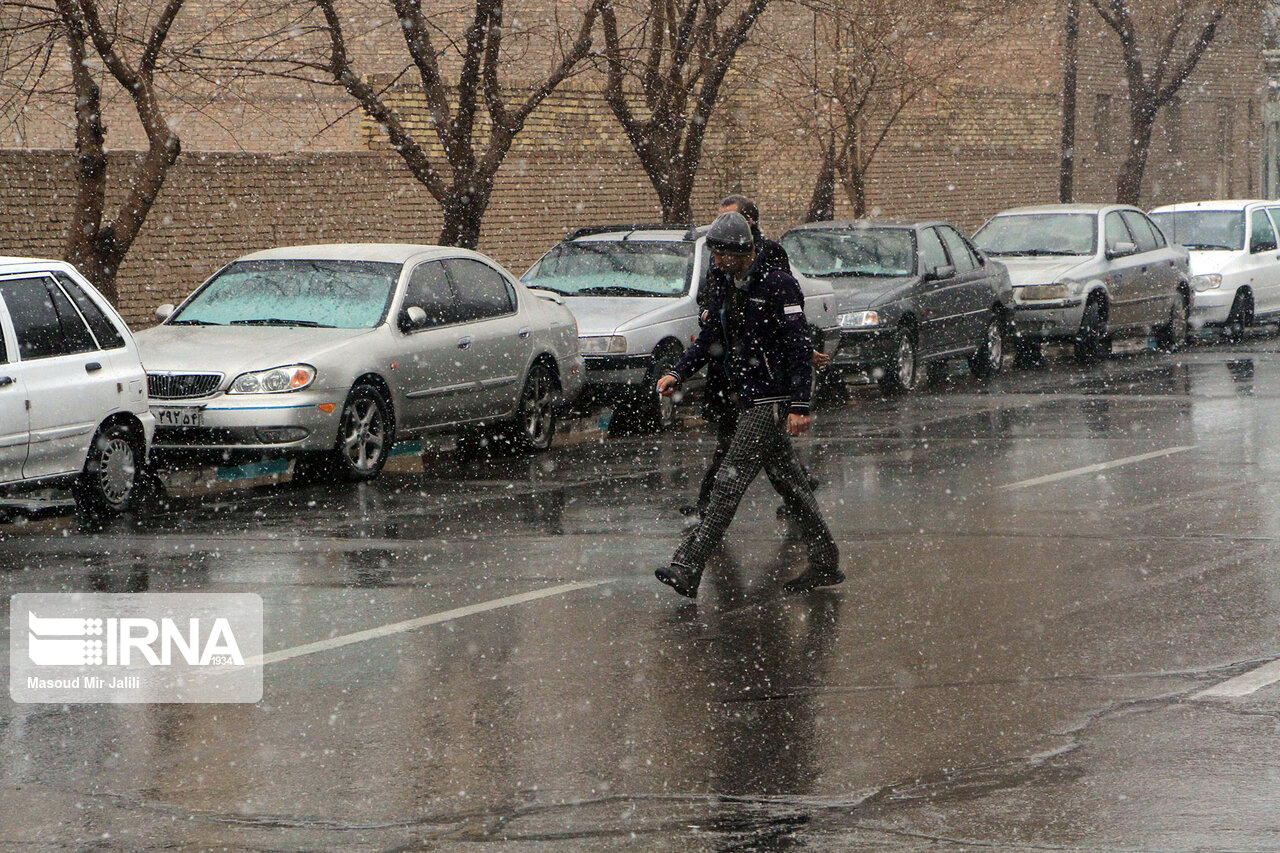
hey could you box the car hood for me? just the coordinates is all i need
[824,275,916,312]
[562,295,692,336]
[135,324,379,375]
[1184,250,1239,276]
[996,257,1090,286]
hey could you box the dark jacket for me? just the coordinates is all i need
[669,253,813,415]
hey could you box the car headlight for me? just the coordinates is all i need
[1191,273,1223,292]
[1018,282,1082,301]
[579,335,627,354]
[838,310,879,329]
[228,364,316,394]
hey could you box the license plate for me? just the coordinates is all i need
[154,407,204,427]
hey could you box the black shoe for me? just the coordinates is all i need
[655,563,702,598]
[783,565,845,593]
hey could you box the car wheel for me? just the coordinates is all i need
[330,384,392,481]
[1225,290,1253,343]
[879,327,918,396]
[969,314,1005,378]
[610,345,680,435]
[1155,292,1189,352]
[1074,297,1109,365]
[73,421,140,516]
[510,363,559,453]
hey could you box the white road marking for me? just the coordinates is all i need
[248,580,612,666]
[998,446,1197,491]
[1194,659,1280,699]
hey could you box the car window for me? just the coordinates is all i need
[1119,211,1159,253]
[403,261,461,328]
[973,213,1096,256]
[937,226,978,273]
[445,259,515,322]
[54,273,126,349]
[0,301,8,364]
[918,228,949,275]
[0,276,90,360]
[1250,209,1278,253]
[169,260,400,328]
[781,228,915,278]
[1104,211,1135,255]
[1150,210,1245,251]
[1266,208,1280,240]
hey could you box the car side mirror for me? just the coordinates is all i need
[1108,241,1137,259]
[925,264,955,281]
[399,305,429,332]
[155,304,175,321]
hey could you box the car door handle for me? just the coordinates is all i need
[456,336,473,350]
[518,327,532,340]
[0,376,13,388]
[85,362,103,373]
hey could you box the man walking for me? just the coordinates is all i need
[655,212,842,597]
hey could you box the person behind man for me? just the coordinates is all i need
[684,194,823,520]
[655,212,842,597]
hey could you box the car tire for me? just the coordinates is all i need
[509,362,559,453]
[1074,297,1109,365]
[879,327,919,396]
[73,421,141,517]
[1225,290,1253,343]
[969,314,1005,379]
[325,384,392,482]
[1155,292,1189,353]
[610,345,680,435]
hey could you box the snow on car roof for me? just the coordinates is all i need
[237,244,476,264]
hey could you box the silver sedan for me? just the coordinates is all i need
[136,244,584,481]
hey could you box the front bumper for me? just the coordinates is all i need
[830,328,896,374]
[558,352,587,406]
[582,353,656,391]
[149,389,343,462]
[1189,288,1234,326]
[1011,298,1086,342]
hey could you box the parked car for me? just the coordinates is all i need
[0,257,154,516]
[135,244,584,480]
[973,204,1191,364]
[521,225,838,431]
[1149,199,1280,340]
[780,219,1014,394]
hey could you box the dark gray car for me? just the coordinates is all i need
[781,220,1013,395]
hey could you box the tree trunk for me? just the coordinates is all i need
[806,145,837,222]
[842,164,868,218]
[1059,0,1080,203]
[438,180,492,249]
[1117,100,1157,205]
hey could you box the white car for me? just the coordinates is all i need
[1149,200,1280,339]
[0,257,154,516]
[521,225,838,432]
[136,244,584,481]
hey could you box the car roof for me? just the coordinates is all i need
[566,225,700,242]
[989,203,1135,216]
[1150,199,1276,213]
[785,219,942,232]
[235,243,484,265]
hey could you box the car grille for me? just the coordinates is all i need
[147,372,223,400]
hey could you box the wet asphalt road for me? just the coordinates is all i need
[6,337,1280,850]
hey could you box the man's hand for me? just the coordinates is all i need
[811,350,830,370]
[656,374,679,397]
[786,413,811,436]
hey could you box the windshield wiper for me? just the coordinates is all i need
[229,318,335,328]
[1183,243,1237,251]
[989,249,1081,257]
[166,319,223,326]
[574,285,664,297]
[525,284,571,296]
[804,269,899,278]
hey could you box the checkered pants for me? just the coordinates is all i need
[672,403,838,572]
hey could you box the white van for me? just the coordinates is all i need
[0,258,154,516]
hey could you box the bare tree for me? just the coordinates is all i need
[1088,0,1253,204]
[303,0,600,248]
[597,0,770,224]
[767,0,1019,221]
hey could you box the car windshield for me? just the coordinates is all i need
[781,228,915,277]
[169,259,401,328]
[1149,211,1245,252]
[973,213,1097,256]
[522,240,695,297]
